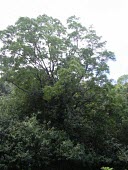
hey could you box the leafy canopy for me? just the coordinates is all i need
[1,15,127,170]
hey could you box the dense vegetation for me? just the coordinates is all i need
[0,15,128,170]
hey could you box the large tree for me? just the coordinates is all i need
[1,15,128,170]
[0,15,115,90]
[0,15,115,118]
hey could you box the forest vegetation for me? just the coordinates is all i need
[0,15,128,170]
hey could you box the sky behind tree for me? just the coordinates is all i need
[0,0,127,80]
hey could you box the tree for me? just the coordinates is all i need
[1,14,125,170]
[0,15,115,91]
[117,74,128,85]
[0,15,115,120]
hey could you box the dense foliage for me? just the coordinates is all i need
[0,15,128,170]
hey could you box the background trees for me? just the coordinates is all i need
[0,15,127,170]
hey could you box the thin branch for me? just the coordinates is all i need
[6,79,29,93]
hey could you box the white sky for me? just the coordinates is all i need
[0,0,128,80]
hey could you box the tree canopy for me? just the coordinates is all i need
[0,15,128,170]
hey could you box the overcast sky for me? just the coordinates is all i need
[0,0,128,80]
